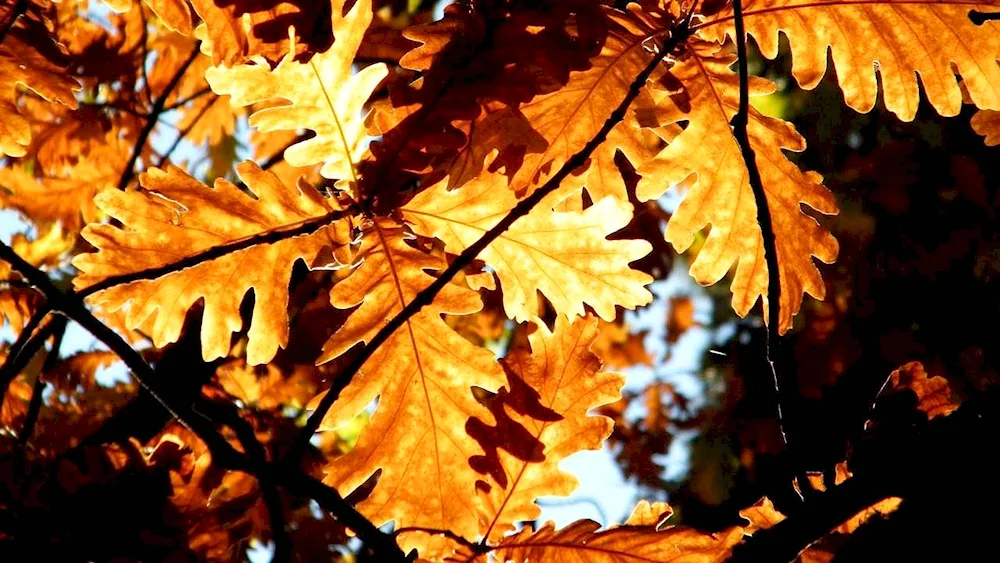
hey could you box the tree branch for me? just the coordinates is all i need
[285,16,695,465]
[77,207,352,298]
[16,317,66,447]
[728,0,800,454]
[0,308,53,404]
[162,85,213,112]
[196,400,293,563]
[116,44,201,192]
[278,469,410,561]
[0,240,406,562]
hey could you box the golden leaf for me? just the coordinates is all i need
[469,316,624,543]
[0,167,100,231]
[73,162,351,365]
[318,223,505,545]
[0,22,79,158]
[403,166,653,322]
[637,41,839,332]
[205,0,388,183]
[972,110,1000,146]
[695,0,1000,120]
[491,512,745,563]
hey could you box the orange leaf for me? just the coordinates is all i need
[73,162,351,364]
[637,40,839,332]
[318,223,505,547]
[469,316,624,543]
[403,165,653,322]
[889,361,959,419]
[491,511,745,563]
[972,109,1000,146]
[205,0,388,183]
[695,0,1000,120]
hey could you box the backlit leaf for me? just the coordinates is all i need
[73,162,351,365]
[637,41,839,332]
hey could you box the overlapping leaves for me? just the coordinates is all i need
[2,0,999,560]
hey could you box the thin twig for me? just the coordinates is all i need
[158,93,219,166]
[0,308,52,403]
[163,85,213,111]
[285,17,695,465]
[77,207,352,298]
[729,0,795,447]
[197,400,293,563]
[116,44,201,192]
[394,527,483,554]
[17,317,66,447]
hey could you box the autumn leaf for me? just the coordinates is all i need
[191,0,335,65]
[439,5,666,204]
[403,164,654,322]
[972,110,1000,146]
[888,361,959,419]
[637,41,839,332]
[801,462,902,534]
[0,17,79,158]
[72,161,351,365]
[466,316,624,543]
[317,223,505,546]
[205,0,388,183]
[695,0,1000,120]
[488,509,746,563]
[0,225,73,333]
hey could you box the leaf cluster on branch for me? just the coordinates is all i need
[0,0,998,560]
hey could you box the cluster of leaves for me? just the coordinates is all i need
[0,0,998,560]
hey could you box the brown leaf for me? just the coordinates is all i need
[889,361,959,419]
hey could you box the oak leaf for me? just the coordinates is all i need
[191,0,335,65]
[205,0,388,183]
[318,223,505,546]
[488,510,746,563]
[0,19,79,158]
[72,162,351,365]
[888,361,958,419]
[467,316,624,543]
[637,41,839,332]
[801,462,902,534]
[445,5,665,203]
[972,110,1000,146]
[695,0,1000,120]
[403,166,654,322]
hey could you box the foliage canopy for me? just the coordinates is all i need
[0,0,997,560]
